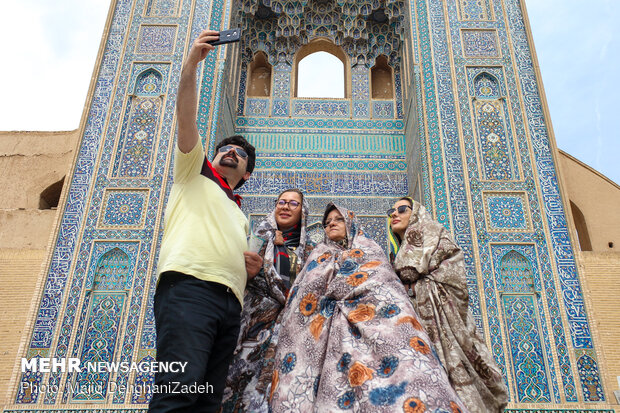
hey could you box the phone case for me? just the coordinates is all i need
[209,28,241,46]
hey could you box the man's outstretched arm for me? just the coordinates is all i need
[176,30,219,153]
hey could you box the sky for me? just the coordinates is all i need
[0,0,618,184]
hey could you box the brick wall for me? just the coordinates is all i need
[0,249,47,407]
[579,251,620,404]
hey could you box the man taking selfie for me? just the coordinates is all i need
[149,29,263,413]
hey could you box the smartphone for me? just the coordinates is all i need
[208,28,241,46]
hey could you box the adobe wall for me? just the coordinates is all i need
[0,130,78,406]
[558,150,620,253]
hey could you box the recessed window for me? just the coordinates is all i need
[297,52,344,98]
[371,55,393,99]
[247,51,272,97]
[295,40,348,99]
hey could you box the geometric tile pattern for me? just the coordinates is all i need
[292,99,350,117]
[484,192,531,232]
[458,0,493,21]
[576,351,605,402]
[502,294,551,403]
[245,98,270,116]
[372,100,394,119]
[99,189,149,229]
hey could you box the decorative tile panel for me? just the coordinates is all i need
[245,97,270,116]
[136,25,177,54]
[145,0,180,17]
[483,192,531,232]
[372,100,394,119]
[458,0,493,21]
[98,189,149,229]
[292,99,350,118]
[239,170,407,196]
[462,29,500,58]
[502,294,551,403]
[576,351,605,402]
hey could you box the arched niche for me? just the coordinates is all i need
[371,55,393,99]
[474,72,500,99]
[247,51,272,97]
[134,69,163,96]
[294,39,349,98]
[570,201,592,251]
[500,250,535,292]
[39,176,65,210]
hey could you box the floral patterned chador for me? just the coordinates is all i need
[221,198,314,412]
[269,203,467,413]
[391,198,508,412]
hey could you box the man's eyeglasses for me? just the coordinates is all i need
[218,145,248,159]
[387,205,412,217]
[276,199,300,210]
[323,217,345,228]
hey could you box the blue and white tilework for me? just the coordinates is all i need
[484,192,531,232]
[462,29,500,57]
[136,25,177,54]
[99,189,149,228]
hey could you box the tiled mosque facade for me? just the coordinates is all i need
[4,0,616,411]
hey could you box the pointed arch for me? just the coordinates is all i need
[500,250,534,293]
[474,72,500,99]
[247,51,272,97]
[134,69,164,96]
[93,247,130,291]
[371,54,393,99]
[72,248,130,401]
[294,39,349,98]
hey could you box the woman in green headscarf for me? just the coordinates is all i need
[388,196,508,412]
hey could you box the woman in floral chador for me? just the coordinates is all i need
[389,197,509,412]
[221,189,314,412]
[269,203,467,412]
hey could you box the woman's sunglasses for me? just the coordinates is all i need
[218,145,248,159]
[386,205,412,217]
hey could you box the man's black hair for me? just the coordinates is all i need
[214,135,256,189]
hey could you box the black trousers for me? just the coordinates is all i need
[148,271,241,413]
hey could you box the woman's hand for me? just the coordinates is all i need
[244,251,263,280]
[274,230,285,246]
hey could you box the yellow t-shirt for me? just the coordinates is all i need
[157,141,248,306]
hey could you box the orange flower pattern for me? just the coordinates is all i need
[348,361,374,387]
[271,204,467,413]
[403,397,426,413]
[317,252,332,263]
[345,248,365,259]
[410,337,431,355]
[348,303,375,323]
[359,260,381,270]
[346,271,368,286]
[397,315,423,331]
[309,314,326,340]
[299,293,317,316]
